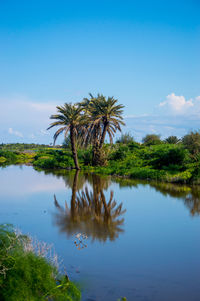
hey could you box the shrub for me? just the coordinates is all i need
[0,151,17,164]
[142,145,189,170]
[109,145,129,161]
[78,149,92,165]
[182,131,200,156]
[164,136,180,144]
[129,167,166,180]
[0,224,81,301]
[142,134,162,146]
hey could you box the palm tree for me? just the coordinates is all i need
[82,94,125,165]
[47,103,85,170]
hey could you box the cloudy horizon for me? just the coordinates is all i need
[0,1,199,144]
[1,92,200,145]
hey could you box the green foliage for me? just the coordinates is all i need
[0,150,35,166]
[0,143,50,151]
[142,134,162,146]
[1,141,200,184]
[33,150,74,169]
[129,167,166,180]
[78,148,92,165]
[109,145,129,160]
[141,144,189,170]
[182,131,200,156]
[0,224,81,301]
[0,157,6,164]
[0,150,17,164]
[164,136,180,144]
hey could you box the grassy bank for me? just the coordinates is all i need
[0,224,81,301]
[0,142,200,184]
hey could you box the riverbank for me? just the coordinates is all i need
[0,143,200,184]
[0,224,81,301]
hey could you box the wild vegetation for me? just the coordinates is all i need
[0,224,81,301]
[1,91,200,185]
[1,132,200,184]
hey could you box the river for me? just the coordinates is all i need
[1,165,200,301]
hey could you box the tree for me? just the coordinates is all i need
[164,136,180,144]
[82,94,125,165]
[47,103,85,170]
[182,131,200,156]
[142,134,162,146]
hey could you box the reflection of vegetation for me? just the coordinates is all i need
[184,188,200,216]
[115,177,200,217]
[53,172,126,242]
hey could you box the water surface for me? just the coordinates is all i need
[1,165,200,301]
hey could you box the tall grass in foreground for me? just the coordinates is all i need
[0,224,81,301]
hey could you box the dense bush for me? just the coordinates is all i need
[0,224,81,301]
[142,134,162,146]
[141,145,189,170]
[109,145,129,160]
[33,150,74,169]
[0,150,35,166]
[0,150,17,164]
[182,131,200,156]
[78,148,92,165]
[164,136,180,144]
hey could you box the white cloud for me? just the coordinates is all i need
[8,128,23,137]
[159,93,194,114]
[195,96,200,101]
[0,96,59,143]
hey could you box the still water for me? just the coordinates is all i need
[1,165,200,301]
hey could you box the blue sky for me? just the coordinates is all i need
[0,0,199,144]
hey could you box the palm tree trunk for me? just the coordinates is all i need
[99,121,109,149]
[70,127,80,170]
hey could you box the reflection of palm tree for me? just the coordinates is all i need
[53,172,126,241]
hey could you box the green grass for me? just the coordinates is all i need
[0,224,81,301]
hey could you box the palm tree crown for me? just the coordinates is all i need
[84,94,125,147]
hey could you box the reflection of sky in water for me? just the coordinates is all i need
[1,166,200,301]
[0,166,67,197]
